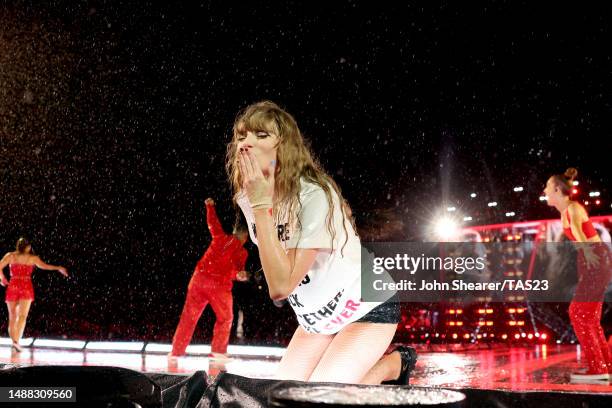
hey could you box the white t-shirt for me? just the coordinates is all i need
[237,179,389,334]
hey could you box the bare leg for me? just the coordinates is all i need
[308,322,396,384]
[361,350,402,384]
[15,300,32,343]
[6,302,18,344]
[275,326,334,381]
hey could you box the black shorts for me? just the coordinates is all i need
[355,295,400,324]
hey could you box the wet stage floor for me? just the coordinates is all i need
[1,341,611,395]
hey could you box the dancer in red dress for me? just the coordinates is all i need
[169,198,249,359]
[544,168,612,383]
[0,238,68,352]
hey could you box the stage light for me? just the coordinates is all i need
[447,206,457,212]
[486,321,493,326]
[539,195,547,201]
[433,217,458,240]
[589,191,600,197]
[596,199,601,205]
[573,180,579,186]
[463,216,472,221]
[486,308,493,314]
[452,333,458,339]
[456,309,463,314]
[572,188,578,195]
[513,186,524,192]
[33,339,86,350]
[585,201,589,205]
[488,202,497,207]
[86,341,145,352]
[0,337,34,346]
[502,334,508,340]
[541,334,548,340]
[456,321,463,326]
[514,334,520,339]
[521,333,526,338]
[470,193,477,198]
[227,345,285,357]
[527,334,533,339]
[505,212,515,217]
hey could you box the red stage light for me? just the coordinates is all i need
[514,334,520,339]
[541,334,547,340]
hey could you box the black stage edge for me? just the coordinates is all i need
[1,365,610,407]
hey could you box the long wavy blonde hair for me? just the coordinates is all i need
[226,101,353,252]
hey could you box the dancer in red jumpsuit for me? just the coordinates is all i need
[544,168,612,383]
[0,238,68,352]
[170,198,249,359]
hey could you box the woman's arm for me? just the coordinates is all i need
[33,256,68,276]
[0,253,11,285]
[240,148,320,299]
[253,208,318,299]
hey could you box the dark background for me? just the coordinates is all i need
[0,0,610,343]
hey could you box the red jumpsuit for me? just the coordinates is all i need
[564,207,612,375]
[171,203,247,356]
[5,264,35,302]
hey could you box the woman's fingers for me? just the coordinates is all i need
[238,151,251,184]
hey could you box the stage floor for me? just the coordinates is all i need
[1,343,611,395]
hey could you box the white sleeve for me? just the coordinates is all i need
[285,187,341,249]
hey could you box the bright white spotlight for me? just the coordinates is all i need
[470,193,477,198]
[434,217,458,240]
[447,206,456,212]
[505,212,515,217]
[572,180,579,186]
[589,191,600,197]
[487,202,497,207]
[539,196,547,201]
[463,216,472,221]
[513,186,524,192]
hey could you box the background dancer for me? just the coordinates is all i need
[169,198,249,360]
[228,101,416,384]
[544,168,612,383]
[0,237,68,352]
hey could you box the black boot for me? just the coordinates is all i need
[382,345,417,385]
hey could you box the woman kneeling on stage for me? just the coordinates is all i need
[227,101,416,384]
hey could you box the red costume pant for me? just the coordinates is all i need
[171,284,233,355]
[568,245,612,374]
